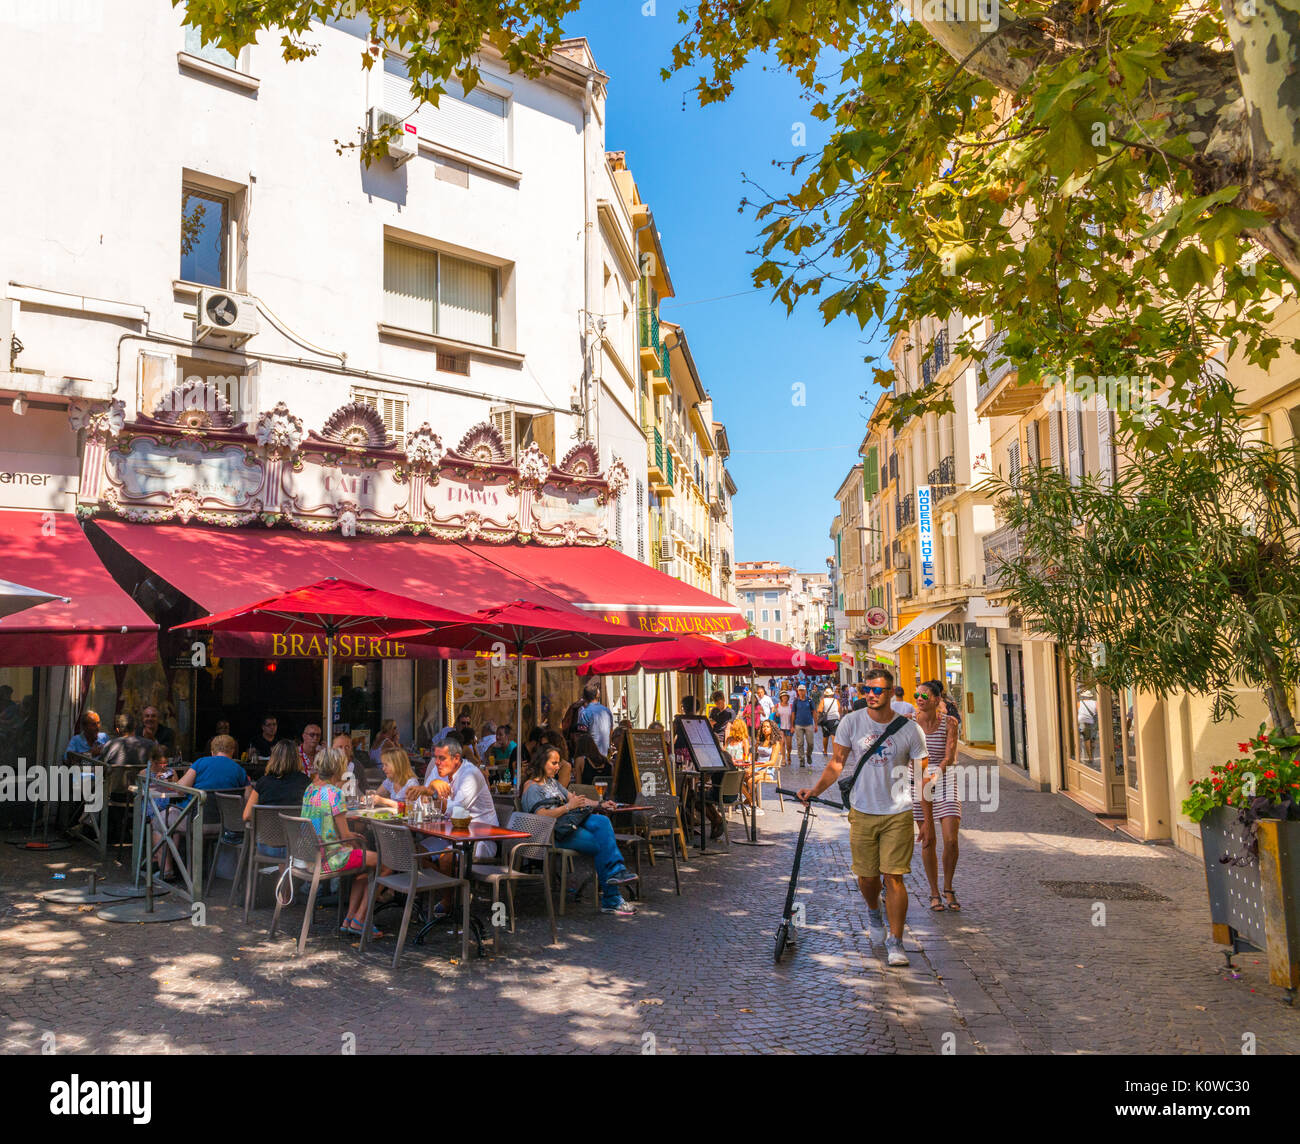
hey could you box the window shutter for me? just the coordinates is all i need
[635,480,645,562]
[1066,409,1083,486]
[1048,411,1063,472]
[490,406,515,461]
[383,240,436,333]
[1025,419,1040,468]
[352,387,406,440]
[383,56,509,165]
[1008,439,1021,491]
[1097,396,1115,488]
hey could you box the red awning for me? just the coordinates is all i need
[92,521,571,659]
[0,510,157,666]
[461,543,745,635]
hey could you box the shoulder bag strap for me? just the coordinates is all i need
[843,715,909,790]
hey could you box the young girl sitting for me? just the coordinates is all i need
[374,746,420,809]
[301,746,382,938]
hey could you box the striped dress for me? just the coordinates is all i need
[910,713,961,821]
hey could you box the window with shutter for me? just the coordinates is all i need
[490,406,515,461]
[1067,409,1084,486]
[1048,411,1063,472]
[383,240,498,346]
[1025,419,1040,469]
[383,55,510,166]
[1008,439,1021,491]
[1095,396,1114,487]
[351,387,408,440]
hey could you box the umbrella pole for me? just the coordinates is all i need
[515,641,523,780]
[324,628,335,750]
[732,667,773,847]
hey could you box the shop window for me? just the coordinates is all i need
[1076,676,1101,771]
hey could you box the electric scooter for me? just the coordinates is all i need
[773,787,845,963]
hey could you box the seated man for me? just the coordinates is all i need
[331,730,361,775]
[368,719,401,767]
[486,724,520,771]
[66,710,107,763]
[476,721,497,759]
[249,715,280,764]
[140,705,176,751]
[103,712,152,769]
[297,723,322,774]
[411,739,499,916]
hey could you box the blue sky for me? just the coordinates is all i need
[564,2,890,574]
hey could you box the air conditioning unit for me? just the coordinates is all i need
[195,288,258,347]
[368,106,419,167]
[896,570,912,598]
[659,536,675,561]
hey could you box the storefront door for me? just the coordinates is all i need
[1061,663,1127,814]
[1003,648,1027,769]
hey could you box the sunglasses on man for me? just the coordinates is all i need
[861,686,888,696]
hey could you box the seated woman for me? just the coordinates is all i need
[301,746,382,938]
[373,745,420,810]
[146,743,178,877]
[724,718,755,806]
[573,731,612,787]
[751,719,781,812]
[519,746,637,916]
[542,729,573,787]
[243,739,311,856]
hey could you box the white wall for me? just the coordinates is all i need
[0,2,598,455]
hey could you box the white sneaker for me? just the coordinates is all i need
[601,899,636,916]
[753,807,766,817]
[885,936,910,967]
[867,908,886,944]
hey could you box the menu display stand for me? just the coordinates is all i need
[672,715,732,855]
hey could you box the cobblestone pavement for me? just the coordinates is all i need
[1,749,1296,1054]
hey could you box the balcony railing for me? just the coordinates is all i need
[928,455,957,501]
[638,307,660,355]
[983,522,1024,588]
[895,494,916,530]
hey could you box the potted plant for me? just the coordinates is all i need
[1182,726,1300,998]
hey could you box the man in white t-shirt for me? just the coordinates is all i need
[890,687,916,719]
[798,668,928,967]
[757,686,774,721]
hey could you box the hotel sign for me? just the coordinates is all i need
[917,485,935,589]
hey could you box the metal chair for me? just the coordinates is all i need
[359,820,469,967]
[705,770,744,849]
[633,793,682,894]
[752,759,785,813]
[469,811,558,952]
[269,814,363,956]
[242,803,296,921]
[205,791,250,902]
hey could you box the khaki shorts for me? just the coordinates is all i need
[847,808,915,878]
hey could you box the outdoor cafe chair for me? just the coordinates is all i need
[705,770,744,850]
[470,811,558,950]
[206,791,250,903]
[242,804,297,922]
[269,814,364,956]
[631,792,682,895]
[752,761,785,814]
[359,820,470,967]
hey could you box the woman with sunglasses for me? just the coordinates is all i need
[911,681,961,911]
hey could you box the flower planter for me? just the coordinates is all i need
[1200,808,1300,994]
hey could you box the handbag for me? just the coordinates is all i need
[837,716,908,810]
[532,793,594,839]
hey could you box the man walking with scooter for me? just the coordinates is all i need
[797,667,929,967]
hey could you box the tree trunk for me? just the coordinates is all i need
[1258,642,1298,736]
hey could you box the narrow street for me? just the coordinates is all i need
[2,747,1293,1055]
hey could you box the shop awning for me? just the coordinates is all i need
[872,606,957,658]
[91,520,573,658]
[0,510,157,666]
[461,542,746,635]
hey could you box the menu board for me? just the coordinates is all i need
[676,715,731,773]
[613,729,673,803]
[451,658,493,701]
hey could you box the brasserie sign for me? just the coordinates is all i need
[72,391,626,546]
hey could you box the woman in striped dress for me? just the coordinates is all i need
[911,680,962,911]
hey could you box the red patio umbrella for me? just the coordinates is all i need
[723,635,839,676]
[404,599,670,755]
[173,578,482,745]
[575,633,749,676]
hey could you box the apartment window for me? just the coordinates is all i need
[636,479,646,563]
[183,24,241,71]
[383,55,510,166]
[746,610,754,623]
[765,591,778,601]
[384,240,499,347]
[762,629,770,640]
[774,629,782,642]
[180,186,231,288]
[773,609,781,622]
[761,609,769,623]
[351,387,408,439]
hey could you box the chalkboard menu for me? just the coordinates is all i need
[612,728,672,803]
[675,715,731,773]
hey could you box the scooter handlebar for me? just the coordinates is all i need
[777,787,844,811]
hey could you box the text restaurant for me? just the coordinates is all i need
[0,395,744,774]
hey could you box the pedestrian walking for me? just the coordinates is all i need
[891,686,916,718]
[912,680,962,912]
[775,689,793,756]
[815,685,841,757]
[790,684,817,767]
[797,667,928,967]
